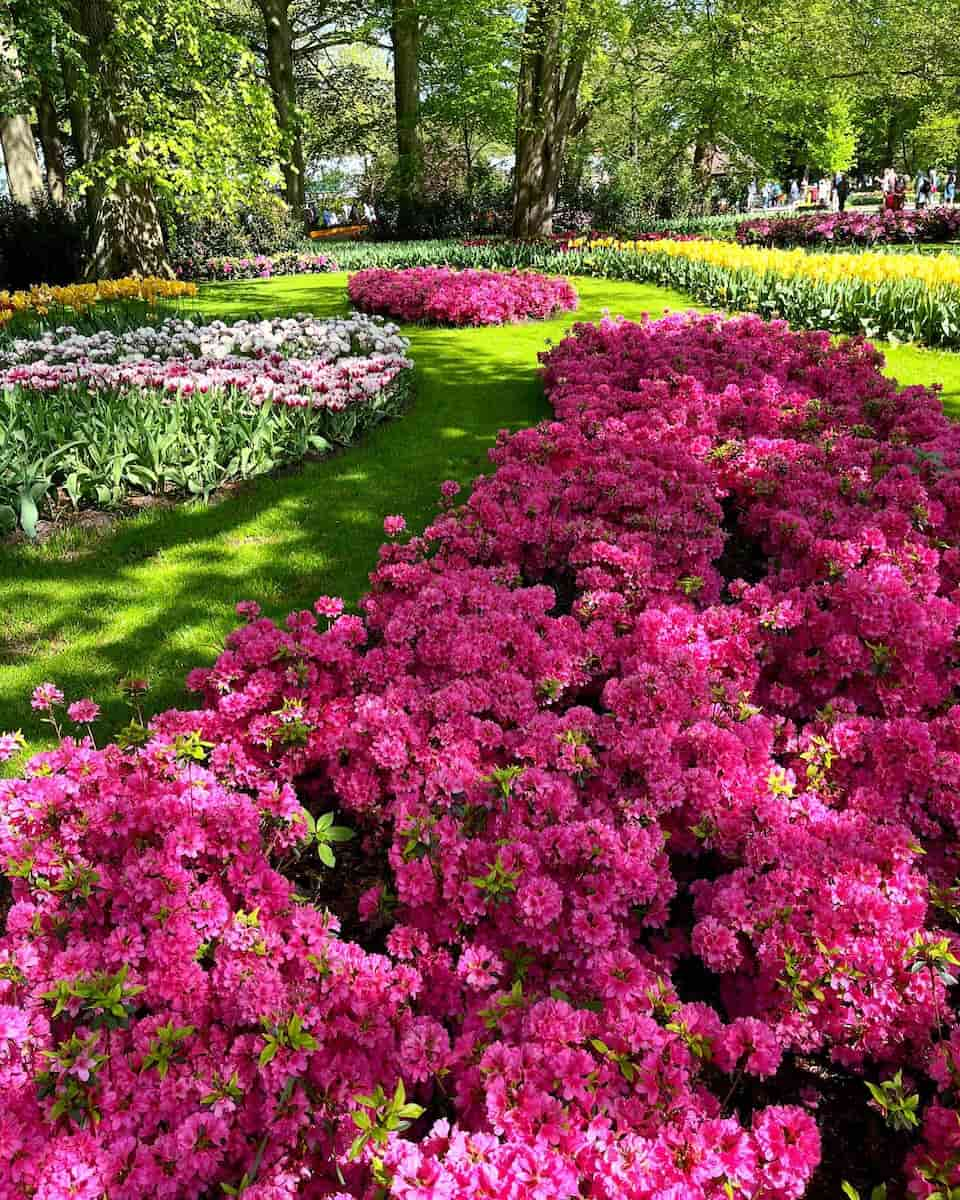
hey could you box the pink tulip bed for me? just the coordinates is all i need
[174,252,340,283]
[5,309,960,1198]
[736,206,960,248]
[0,312,413,535]
[347,266,578,325]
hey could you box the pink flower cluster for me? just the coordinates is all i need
[1,352,412,411]
[9,310,960,1197]
[347,267,578,326]
[737,205,960,247]
[175,253,339,283]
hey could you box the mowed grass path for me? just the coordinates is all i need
[0,274,696,746]
[2,270,960,750]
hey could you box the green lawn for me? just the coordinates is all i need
[0,274,694,748]
[3,270,960,753]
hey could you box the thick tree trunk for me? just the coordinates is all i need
[69,0,172,278]
[512,0,588,239]
[0,33,44,204]
[36,85,67,204]
[0,113,43,203]
[390,0,420,233]
[85,178,172,278]
[255,0,305,214]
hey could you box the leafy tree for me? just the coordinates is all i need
[0,21,45,203]
[6,0,280,276]
[300,46,393,182]
[420,1,516,188]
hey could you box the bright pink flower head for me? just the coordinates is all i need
[31,682,64,711]
[67,699,100,724]
[383,514,407,536]
[314,595,345,619]
[0,730,25,761]
[440,479,461,499]
[235,600,261,621]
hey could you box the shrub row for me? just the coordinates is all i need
[0,313,412,535]
[4,312,960,1196]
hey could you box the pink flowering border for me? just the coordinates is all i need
[347,266,578,326]
[6,312,960,1195]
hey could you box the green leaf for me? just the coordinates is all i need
[18,490,40,539]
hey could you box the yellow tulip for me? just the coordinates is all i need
[578,238,960,292]
[0,275,198,322]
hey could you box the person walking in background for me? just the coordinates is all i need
[946,170,957,205]
[893,174,907,211]
[789,179,800,207]
[882,166,896,204]
[915,169,930,209]
[836,173,850,212]
[820,175,834,210]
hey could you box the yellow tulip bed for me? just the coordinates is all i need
[0,276,198,326]
[570,236,960,291]
[556,237,960,346]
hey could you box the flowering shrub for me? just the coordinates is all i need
[0,313,412,535]
[347,266,578,325]
[736,206,960,248]
[176,252,339,283]
[8,311,960,1196]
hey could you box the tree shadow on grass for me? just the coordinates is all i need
[0,329,553,744]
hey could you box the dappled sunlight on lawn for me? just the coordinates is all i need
[2,270,958,749]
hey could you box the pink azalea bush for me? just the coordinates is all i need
[7,311,960,1196]
[347,267,578,326]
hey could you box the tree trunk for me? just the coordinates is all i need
[0,32,44,204]
[512,0,589,239]
[0,113,43,203]
[68,0,172,278]
[36,84,67,204]
[61,50,92,166]
[390,0,420,233]
[255,0,305,214]
[85,177,172,278]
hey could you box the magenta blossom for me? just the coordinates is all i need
[0,730,25,761]
[30,682,64,711]
[67,699,100,724]
[383,514,407,536]
[314,595,345,618]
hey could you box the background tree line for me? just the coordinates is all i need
[0,0,959,278]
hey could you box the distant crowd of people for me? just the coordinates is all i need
[747,167,958,214]
[305,199,375,228]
